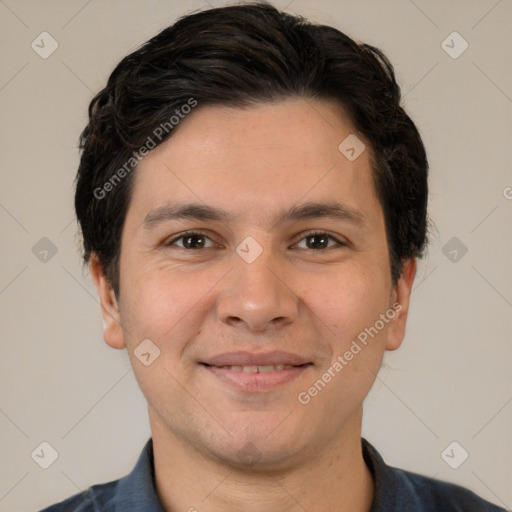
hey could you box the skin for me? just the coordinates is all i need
[90,97,416,512]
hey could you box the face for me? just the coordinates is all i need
[91,97,415,470]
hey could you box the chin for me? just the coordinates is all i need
[205,428,311,473]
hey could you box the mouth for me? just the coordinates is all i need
[200,351,313,391]
[203,363,300,373]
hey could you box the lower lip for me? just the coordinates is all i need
[202,364,311,391]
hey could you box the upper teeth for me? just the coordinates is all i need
[220,364,294,372]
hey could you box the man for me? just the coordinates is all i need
[40,2,506,511]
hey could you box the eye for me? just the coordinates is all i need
[294,231,345,250]
[165,231,218,249]
[164,230,345,250]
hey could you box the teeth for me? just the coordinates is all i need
[257,365,275,373]
[220,364,294,372]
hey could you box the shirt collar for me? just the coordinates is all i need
[362,438,424,511]
[111,438,165,511]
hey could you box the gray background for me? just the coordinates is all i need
[0,0,511,510]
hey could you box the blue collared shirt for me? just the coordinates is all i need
[39,438,507,511]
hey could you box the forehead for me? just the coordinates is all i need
[154,98,359,169]
[127,97,382,228]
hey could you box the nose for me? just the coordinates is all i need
[216,248,299,333]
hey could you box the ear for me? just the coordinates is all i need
[89,253,126,349]
[385,258,416,352]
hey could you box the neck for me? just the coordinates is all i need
[150,407,374,512]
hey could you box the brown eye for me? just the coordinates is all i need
[295,232,344,250]
[166,231,216,249]
[306,234,330,249]
[182,234,206,249]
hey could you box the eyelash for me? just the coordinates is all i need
[165,230,346,250]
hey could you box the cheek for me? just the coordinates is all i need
[118,268,210,407]
[119,264,223,350]
[301,260,391,343]
[299,266,392,413]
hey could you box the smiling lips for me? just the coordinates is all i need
[213,364,296,373]
[203,350,310,367]
[201,351,312,391]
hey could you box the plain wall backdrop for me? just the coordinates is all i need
[0,0,511,510]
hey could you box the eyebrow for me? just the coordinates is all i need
[142,201,367,230]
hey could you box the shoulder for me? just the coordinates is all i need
[362,439,507,511]
[38,490,91,511]
[37,481,119,512]
[37,439,162,512]
[393,467,507,511]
